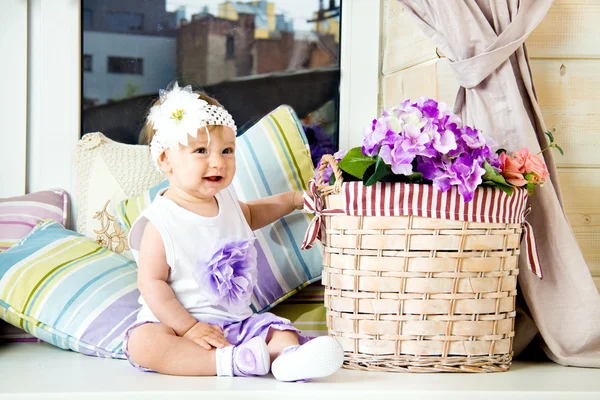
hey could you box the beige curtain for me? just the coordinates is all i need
[399,0,600,367]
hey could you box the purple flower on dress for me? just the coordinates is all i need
[193,239,258,313]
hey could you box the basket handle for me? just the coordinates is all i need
[316,154,344,195]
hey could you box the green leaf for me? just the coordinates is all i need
[337,147,376,179]
[482,161,508,185]
[554,144,564,156]
[526,182,536,196]
[408,172,424,183]
[329,174,336,185]
[481,161,514,195]
[481,181,514,196]
[545,130,555,143]
[363,156,392,186]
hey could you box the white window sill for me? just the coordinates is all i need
[1,342,599,399]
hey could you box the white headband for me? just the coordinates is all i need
[148,82,237,168]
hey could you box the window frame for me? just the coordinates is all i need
[0,0,28,197]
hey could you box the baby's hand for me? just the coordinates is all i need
[294,190,308,210]
[183,322,231,350]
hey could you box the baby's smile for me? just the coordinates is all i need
[204,175,223,183]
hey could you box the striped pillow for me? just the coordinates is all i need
[116,105,324,313]
[233,105,324,312]
[0,189,68,252]
[0,220,140,358]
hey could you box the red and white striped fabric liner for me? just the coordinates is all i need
[344,181,528,224]
[302,180,543,279]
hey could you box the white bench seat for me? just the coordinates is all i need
[1,342,600,399]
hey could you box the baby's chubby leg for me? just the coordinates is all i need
[267,330,345,382]
[266,329,299,363]
[127,322,217,376]
[126,322,270,377]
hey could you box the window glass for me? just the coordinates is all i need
[107,11,145,32]
[82,0,341,159]
[83,8,93,29]
[83,54,93,72]
[107,57,144,75]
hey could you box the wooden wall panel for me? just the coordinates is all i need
[527,1,600,59]
[542,113,600,168]
[530,59,600,168]
[382,59,458,109]
[531,59,600,115]
[382,0,437,75]
[558,168,600,275]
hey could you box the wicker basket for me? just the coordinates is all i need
[311,155,530,373]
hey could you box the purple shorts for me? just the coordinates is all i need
[123,312,311,372]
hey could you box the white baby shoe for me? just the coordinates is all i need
[271,336,344,382]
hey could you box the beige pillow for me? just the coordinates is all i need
[71,132,164,259]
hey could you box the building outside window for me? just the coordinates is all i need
[83,54,93,72]
[107,57,144,75]
[226,35,235,60]
[107,11,144,32]
[83,8,93,29]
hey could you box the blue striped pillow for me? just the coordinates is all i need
[116,105,323,313]
[234,105,323,312]
[0,220,139,358]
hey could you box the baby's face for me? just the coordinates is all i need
[167,125,237,200]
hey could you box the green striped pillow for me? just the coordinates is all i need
[270,282,327,337]
[0,220,140,358]
[115,105,324,313]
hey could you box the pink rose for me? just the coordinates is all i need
[523,152,549,184]
[499,152,528,187]
[513,148,530,165]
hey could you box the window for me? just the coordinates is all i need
[226,35,235,60]
[22,0,381,196]
[83,8,93,29]
[83,54,93,72]
[107,11,144,32]
[107,57,143,75]
[82,0,344,148]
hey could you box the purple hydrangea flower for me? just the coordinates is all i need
[379,143,415,175]
[361,96,498,201]
[193,239,257,313]
[445,155,486,202]
[362,118,396,157]
[400,124,429,155]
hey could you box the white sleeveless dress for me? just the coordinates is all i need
[128,186,255,325]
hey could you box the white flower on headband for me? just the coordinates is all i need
[148,83,211,148]
[148,82,238,170]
